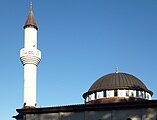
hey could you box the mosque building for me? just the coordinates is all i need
[13,3,157,120]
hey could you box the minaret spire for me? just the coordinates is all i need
[30,2,32,11]
[24,2,38,30]
[20,3,41,108]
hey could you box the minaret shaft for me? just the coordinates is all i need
[24,64,37,106]
[24,28,37,48]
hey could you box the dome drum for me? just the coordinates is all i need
[84,89,152,104]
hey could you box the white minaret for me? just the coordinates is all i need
[20,3,41,108]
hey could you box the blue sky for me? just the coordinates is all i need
[0,0,157,119]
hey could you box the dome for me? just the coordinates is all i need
[83,72,153,103]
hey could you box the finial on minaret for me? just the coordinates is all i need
[30,2,32,11]
[115,66,118,73]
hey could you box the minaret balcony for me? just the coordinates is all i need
[20,48,41,66]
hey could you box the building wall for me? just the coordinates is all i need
[142,108,157,120]
[23,107,157,120]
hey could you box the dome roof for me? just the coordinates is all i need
[83,73,153,98]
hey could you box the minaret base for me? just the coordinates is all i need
[23,103,36,109]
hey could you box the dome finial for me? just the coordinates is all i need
[115,66,118,73]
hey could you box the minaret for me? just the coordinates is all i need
[20,3,41,108]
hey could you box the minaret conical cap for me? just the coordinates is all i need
[24,2,38,30]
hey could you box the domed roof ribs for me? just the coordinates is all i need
[24,2,38,30]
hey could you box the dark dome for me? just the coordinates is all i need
[83,73,153,98]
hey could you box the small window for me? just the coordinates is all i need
[88,95,92,101]
[141,91,144,98]
[97,93,100,99]
[136,90,139,97]
[147,94,149,99]
[86,96,88,102]
[114,90,117,97]
[127,118,131,120]
[95,93,97,99]
[126,90,129,96]
[144,92,146,98]
[103,91,106,97]
[131,91,134,97]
